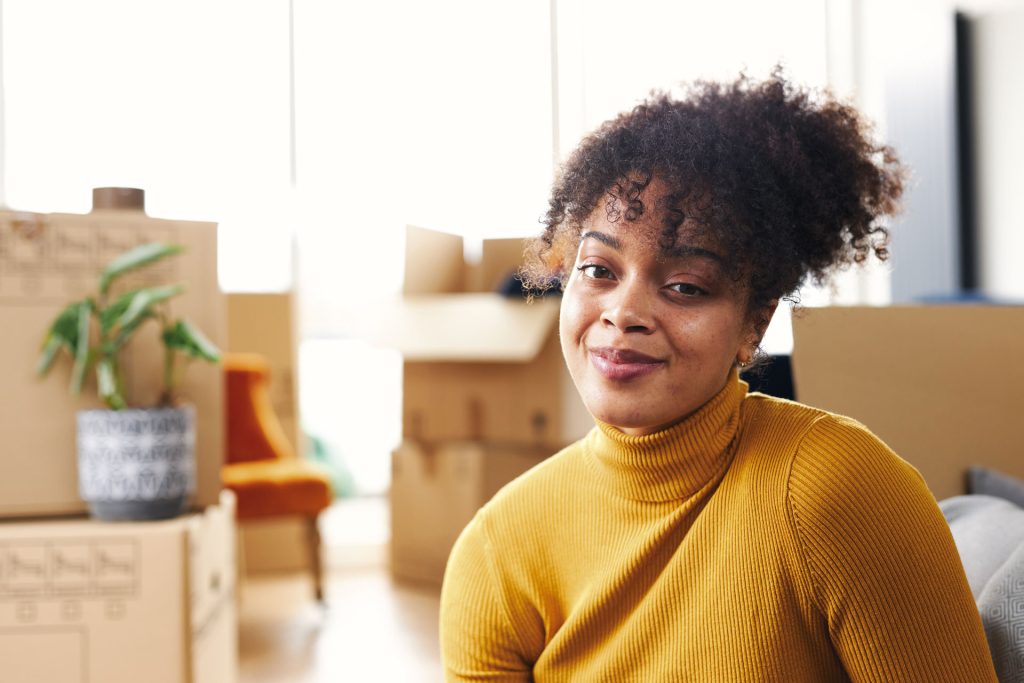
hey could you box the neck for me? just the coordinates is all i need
[585,370,748,502]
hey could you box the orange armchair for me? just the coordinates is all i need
[222,352,333,601]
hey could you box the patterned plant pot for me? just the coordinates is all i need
[76,405,196,521]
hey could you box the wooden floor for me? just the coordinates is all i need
[238,568,443,683]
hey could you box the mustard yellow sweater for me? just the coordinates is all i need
[440,375,997,681]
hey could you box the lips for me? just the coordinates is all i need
[589,346,665,381]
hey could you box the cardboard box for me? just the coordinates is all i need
[0,490,237,683]
[791,305,1024,500]
[0,204,225,518]
[385,228,593,582]
[390,439,549,584]
[226,292,302,456]
[376,226,592,447]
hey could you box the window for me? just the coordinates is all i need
[2,0,855,494]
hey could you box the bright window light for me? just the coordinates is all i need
[2,0,293,293]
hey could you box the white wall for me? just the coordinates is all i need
[871,0,963,302]
[1,0,295,293]
[971,7,1024,300]
[554,0,828,159]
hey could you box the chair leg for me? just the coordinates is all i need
[306,516,324,603]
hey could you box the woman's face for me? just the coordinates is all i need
[559,195,767,436]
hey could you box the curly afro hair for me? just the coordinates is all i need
[523,69,906,318]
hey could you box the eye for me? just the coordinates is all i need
[667,282,707,297]
[577,264,614,280]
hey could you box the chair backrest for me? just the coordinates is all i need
[223,352,296,465]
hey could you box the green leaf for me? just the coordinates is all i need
[113,311,155,350]
[36,336,64,377]
[114,284,185,332]
[96,358,126,410]
[100,284,182,331]
[104,286,184,350]
[99,243,183,295]
[70,301,93,394]
[100,288,142,332]
[37,301,84,376]
[162,319,221,363]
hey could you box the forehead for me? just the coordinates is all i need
[578,199,724,266]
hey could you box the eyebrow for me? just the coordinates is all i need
[580,230,724,265]
[580,230,621,249]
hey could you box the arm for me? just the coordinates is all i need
[440,514,534,682]
[787,416,997,682]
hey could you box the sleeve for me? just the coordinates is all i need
[786,415,998,682]
[439,513,534,682]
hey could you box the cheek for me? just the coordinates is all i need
[558,292,575,356]
[664,313,711,347]
[714,317,752,359]
[666,308,747,357]
[558,284,599,379]
[559,282,588,340]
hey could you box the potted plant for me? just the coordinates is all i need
[37,242,220,521]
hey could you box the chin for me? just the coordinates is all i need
[587,402,663,434]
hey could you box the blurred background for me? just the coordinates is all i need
[1,0,1021,680]
[5,0,1022,494]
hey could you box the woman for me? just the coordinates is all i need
[439,71,996,681]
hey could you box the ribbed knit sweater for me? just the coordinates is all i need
[440,375,997,681]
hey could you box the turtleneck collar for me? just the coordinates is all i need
[583,371,748,503]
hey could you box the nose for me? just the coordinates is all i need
[601,277,655,333]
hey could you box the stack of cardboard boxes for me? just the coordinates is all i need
[383,226,593,585]
[0,194,237,683]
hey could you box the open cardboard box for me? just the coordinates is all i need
[378,226,594,583]
[791,305,1024,501]
[0,202,225,519]
[374,225,591,448]
[0,491,237,683]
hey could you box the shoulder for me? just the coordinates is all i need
[447,437,590,589]
[788,408,924,503]
[741,392,917,490]
[746,408,997,679]
[738,393,932,526]
[479,437,590,523]
[740,391,829,441]
[452,436,592,555]
[773,401,947,572]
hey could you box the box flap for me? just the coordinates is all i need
[373,293,560,362]
[466,237,528,293]
[404,225,465,294]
